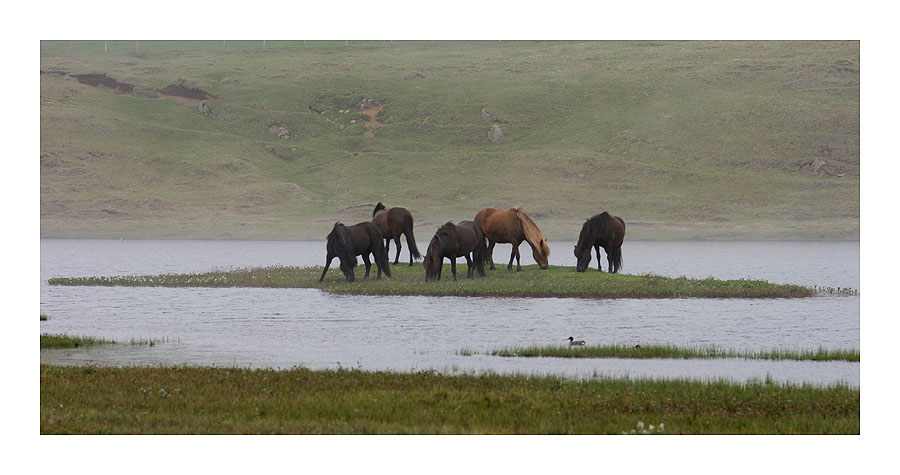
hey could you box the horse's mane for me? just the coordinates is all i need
[514,208,550,258]
[373,202,386,217]
[328,222,357,268]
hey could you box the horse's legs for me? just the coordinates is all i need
[595,245,603,272]
[450,256,458,281]
[318,254,335,282]
[361,253,372,279]
[436,257,443,281]
[375,251,383,279]
[487,240,497,270]
[393,236,402,265]
[508,243,521,272]
[516,245,522,272]
[464,254,474,279]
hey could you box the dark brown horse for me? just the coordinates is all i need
[318,222,392,283]
[373,202,421,266]
[574,212,626,273]
[474,207,550,271]
[423,221,487,281]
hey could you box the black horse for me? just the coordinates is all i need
[319,222,392,282]
[423,221,487,281]
[574,212,626,273]
[372,202,421,266]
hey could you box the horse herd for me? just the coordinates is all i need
[319,202,626,283]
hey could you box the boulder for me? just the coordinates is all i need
[488,124,503,143]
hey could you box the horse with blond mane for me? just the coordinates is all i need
[474,207,550,271]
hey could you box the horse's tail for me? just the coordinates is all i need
[331,223,357,268]
[515,207,550,260]
[373,201,386,217]
[609,245,623,274]
[403,213,421,260]
[473,221,487,276]
[368,223,391,277]
[612,215,625,273]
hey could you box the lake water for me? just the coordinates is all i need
[40,239,860,387]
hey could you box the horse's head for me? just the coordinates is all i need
[423,235,442,281]
[574,242,591,272]
[533,239,550,269]
[339,261,356,282]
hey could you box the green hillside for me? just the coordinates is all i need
[39,40,859,240]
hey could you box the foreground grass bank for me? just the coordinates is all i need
[485,344,860,362]
[47,264,817,299]
[40,365,858,434]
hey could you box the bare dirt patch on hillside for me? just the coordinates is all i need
[157,82,218,106]
[69,73,134,95]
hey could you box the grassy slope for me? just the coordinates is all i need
[40,40,859,240]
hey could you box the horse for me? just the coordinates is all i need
[474,207,550,272]
[372,202,422,266]
[423,221,487,281]
[574,212,626,273]
[318,221,392,283]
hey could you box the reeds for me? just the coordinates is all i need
[486,344,860,362]
[40,333,164,349]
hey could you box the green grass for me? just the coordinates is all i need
[40,365,859,434]
[40,40,858,240]
[485,344,860,362]
[47,263,818,298]
[41,333,163,349]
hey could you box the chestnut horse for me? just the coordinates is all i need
[423,221,487,281]
[372,202,421,266]
[318,222,392,283]
[574,212,625,273]
[474,207,550,271]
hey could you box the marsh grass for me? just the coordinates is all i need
[47,263,818,299]
[39,365,859,434]
[486,344,860,362]
[41,334,165,349]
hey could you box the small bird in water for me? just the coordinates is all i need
[568,336,586,346]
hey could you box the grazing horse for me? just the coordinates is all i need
[318,222,392,283]
[372,202,421,266]
[423,221,487,281]
[574,212,626,273]
[474,207,550,271]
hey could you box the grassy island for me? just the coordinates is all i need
[47,264,818,299]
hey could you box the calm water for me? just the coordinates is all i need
[40,239,860,387]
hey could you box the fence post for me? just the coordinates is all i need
[104,41,107,53]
